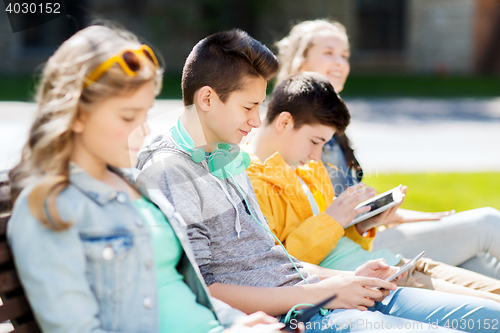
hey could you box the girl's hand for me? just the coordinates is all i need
[325,183,375,227]
[387,208,456,227]
[225,311,286,333]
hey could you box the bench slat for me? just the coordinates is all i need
[0,270,21,294]
[0,216,8,237]
[0,172,40,332]
[0,170,12,216]
[0,199,12,216]
[0,296,31,323]
[0,170,8,184]
[12,321,41,333]
[0,242,13,266]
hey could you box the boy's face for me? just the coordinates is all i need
[204,75,266,146]
[279,122,335,168]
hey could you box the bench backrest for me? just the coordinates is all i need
[0,170,41,333]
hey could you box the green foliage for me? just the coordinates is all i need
[1,74,499,101]
[364,172,500,212]
[0,75,38,101]
[0,74,183,101]
[157,75,182,99]
[342,75,500,98]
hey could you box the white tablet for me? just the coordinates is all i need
[344,186,403,228]
[384,250,425,282]
[376,250,425,290]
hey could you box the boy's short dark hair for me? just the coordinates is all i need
[182,29,280,106]
[266,72,350,134]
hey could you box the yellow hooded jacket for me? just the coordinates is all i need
[246,152,375,265]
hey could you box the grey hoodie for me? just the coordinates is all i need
[137,135,319,288]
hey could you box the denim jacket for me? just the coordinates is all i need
[322,135,356,196]
[7,163,243,333]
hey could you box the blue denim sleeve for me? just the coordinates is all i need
[7,194,117,333]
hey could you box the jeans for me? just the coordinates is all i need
[298,287,500,333]
[372,208,500,279]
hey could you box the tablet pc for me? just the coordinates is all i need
[384,250,425,282]
[344,186,403,228]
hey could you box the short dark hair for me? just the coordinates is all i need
[266,72,350,134]
[182,29,279,106]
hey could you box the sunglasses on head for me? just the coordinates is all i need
[84,44,159,88]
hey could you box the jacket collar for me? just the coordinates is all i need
[247,151,320,188]
[246,152,312,216]
[69,162,145,206]
[69,163,119,205]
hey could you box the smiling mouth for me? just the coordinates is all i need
[328,72,343,79]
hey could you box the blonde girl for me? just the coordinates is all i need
[7,25,283,333]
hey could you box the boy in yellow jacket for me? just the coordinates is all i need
[245,71,500,302]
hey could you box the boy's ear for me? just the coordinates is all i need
[196,86,214,112]
[275,111,294,134]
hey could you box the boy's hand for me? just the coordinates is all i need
[313,274,396,311]
[355,185,406,234]
[354,259,406,283]
[354,259,405,301]
[325,183,375,227]
[225,311,286,333]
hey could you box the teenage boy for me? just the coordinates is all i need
[245,71,500,303]
[137,30,500,332]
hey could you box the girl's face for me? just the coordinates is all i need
[72,80,156,168]
[300,32,350,93]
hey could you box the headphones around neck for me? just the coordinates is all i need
[169,117,311,293]
[170,118,251,180]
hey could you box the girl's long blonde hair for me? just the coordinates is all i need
[276,19,348,84]
[9,25,163,231]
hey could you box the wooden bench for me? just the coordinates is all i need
[0,170,41,333]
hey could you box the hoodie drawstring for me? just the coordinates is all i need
[203,160,242,238]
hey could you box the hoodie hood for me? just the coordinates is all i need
[137,133,248,238]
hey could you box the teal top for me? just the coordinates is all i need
[319,237,402,271]
[133,197,224,333]
[297,180,401,271]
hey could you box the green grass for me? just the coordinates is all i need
[363,172,500,213]
[1,74,500,101]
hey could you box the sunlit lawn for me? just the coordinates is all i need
[364,172,500,213]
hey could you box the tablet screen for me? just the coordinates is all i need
[355,192,394,218]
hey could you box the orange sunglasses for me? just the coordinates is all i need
[84,44,159,88]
